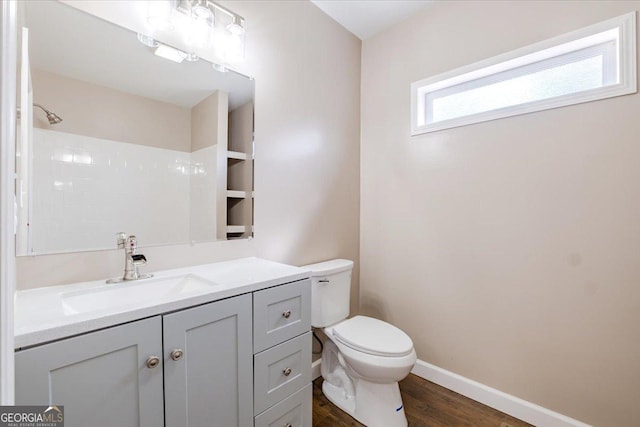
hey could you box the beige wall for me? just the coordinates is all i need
[190,91,227,152]
[360,2,640,426]
[233,0,361,313]
[30,68,191,151]
[17,0,361,314]
[228,101,254,154]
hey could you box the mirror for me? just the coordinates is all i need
[16,1,254,256]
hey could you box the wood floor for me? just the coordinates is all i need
[312,374,534,427]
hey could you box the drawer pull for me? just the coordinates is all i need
[283,367,292,376]
[170,349,184,361]
[146,356,160,369]
[284,424,292,427]
[282,310,292,319]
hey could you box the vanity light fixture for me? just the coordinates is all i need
[146,0,175,31]
[140,0,245,68]
[191,1,213,19]
[226,15,245,36]
[223,14,245,63]
[180,0,214,50]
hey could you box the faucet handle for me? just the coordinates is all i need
[131,254,147,265]
[115,232,127,248]
[126,235,138,251]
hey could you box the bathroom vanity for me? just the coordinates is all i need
[14,258,312,427]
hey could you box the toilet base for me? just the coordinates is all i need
[322,378,408,427]
[322,379,356,417]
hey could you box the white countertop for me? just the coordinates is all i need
[15,257,310,349]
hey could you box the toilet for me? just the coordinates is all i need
[301,259,416,427]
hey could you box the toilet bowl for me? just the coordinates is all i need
[326,316,416,383]
[301,259,416,427]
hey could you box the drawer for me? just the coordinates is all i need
[254,332,311,415]
[254,384,312,427]
[253,279,311,353]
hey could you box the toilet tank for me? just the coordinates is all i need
[300,259,354,328]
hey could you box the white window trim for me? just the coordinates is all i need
[411,12,637,135]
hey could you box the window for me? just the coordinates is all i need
[411,12,637,135]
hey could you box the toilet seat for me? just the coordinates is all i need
[331,316,414,357]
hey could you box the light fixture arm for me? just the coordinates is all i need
[178,0,244,26]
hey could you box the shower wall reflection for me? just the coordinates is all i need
[25,68,225,254]
[30,128,193,253]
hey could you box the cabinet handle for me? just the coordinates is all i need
[146,356,160,369]
[282,310,292,319]
[284,423,292,427]
[283,367,292,376]
[170,349,184,361]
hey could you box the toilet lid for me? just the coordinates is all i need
[332,316,414,357]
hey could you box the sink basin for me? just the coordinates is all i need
[61,274,218,315]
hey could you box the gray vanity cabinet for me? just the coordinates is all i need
[15,316,165,427]
[16,294,253,427]
[163,293,253,427]
[15,278,311,427]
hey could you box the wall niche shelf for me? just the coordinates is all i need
[226,101,254,240]
[227,150,249,161]
[226,225,247,233]
[226,190,253,199]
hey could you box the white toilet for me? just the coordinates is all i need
[302,259,416,427]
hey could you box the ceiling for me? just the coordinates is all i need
[310,0,433,40]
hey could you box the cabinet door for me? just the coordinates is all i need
[15,316,164,427]
[163,294,253,427]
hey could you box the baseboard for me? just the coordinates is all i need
[312,359,322,380]
[411,359,591,427]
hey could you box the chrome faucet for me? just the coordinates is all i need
[107,232,153,284]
